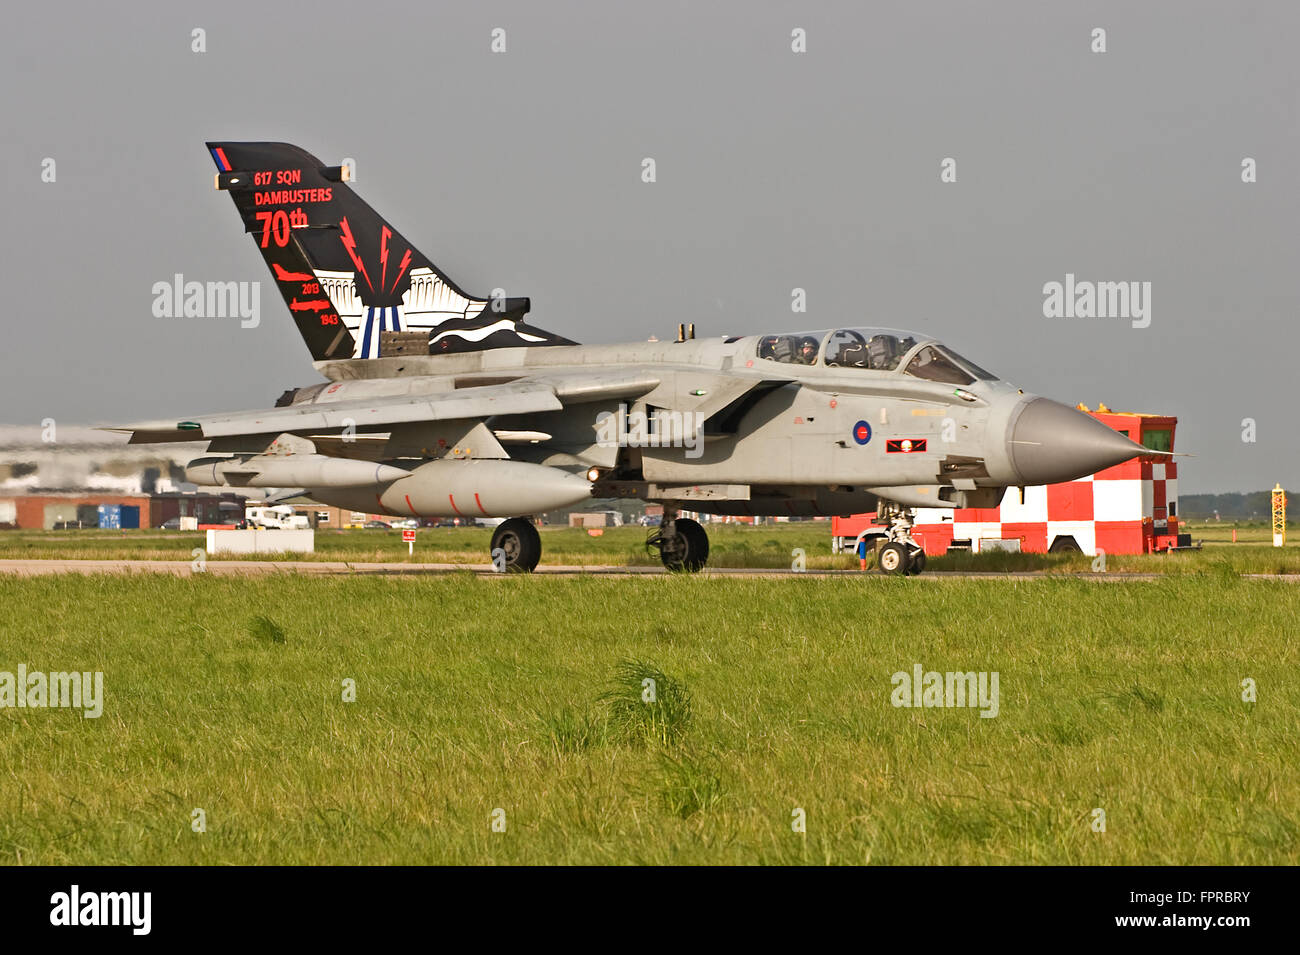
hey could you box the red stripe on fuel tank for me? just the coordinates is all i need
[474,493,489,517]
[448,494,464,516]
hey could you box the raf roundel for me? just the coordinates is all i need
[852,420,872,446]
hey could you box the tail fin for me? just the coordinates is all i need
[206,141,575,360]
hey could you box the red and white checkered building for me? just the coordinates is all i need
[832,408,1184,557]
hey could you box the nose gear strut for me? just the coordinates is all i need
[876,500,926,575]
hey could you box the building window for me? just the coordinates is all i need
[1141,429,1172,453]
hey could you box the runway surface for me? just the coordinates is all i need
[0,558,1295,581]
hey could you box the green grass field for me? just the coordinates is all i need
[1,567,1296,865]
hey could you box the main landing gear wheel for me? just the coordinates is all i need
[656,517,710,573]
[907,549,927,575]
[878,542,911,575]
[490,517,541,573]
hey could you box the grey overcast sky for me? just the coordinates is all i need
[1,0,1296,492]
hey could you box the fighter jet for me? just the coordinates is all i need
[112,142,1152,574]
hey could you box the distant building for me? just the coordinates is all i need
[0,424,257,529]
[569,510,623,528]
[0,491,247,530]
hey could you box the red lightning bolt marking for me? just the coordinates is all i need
[390,248,413,295]
[379,226,391,292]
[338,216,373,293]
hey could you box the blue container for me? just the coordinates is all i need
[120,505,140,529]
[97,504,121,529]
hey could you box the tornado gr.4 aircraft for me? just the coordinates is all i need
[112,142,1152,575]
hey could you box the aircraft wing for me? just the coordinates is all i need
[108,372,662,444]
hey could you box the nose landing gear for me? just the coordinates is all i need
[876,501,927,575]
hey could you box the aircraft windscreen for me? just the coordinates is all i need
[903,344,1000,384]
[940,347,999,381]
[903,346,974,385]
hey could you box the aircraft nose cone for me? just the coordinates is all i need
[1009,398,1147,485]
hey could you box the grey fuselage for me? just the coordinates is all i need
[268,330,1127,518]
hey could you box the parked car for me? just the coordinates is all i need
[390,518,419,530]
[159,517,182,530]
[363,520,392,529]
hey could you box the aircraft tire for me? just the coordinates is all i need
[878,542,910,575]
[661,518,709,573]
[907,550,927,575]
[1048,536,1082,554]
[491,518,542,573]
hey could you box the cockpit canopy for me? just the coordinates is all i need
[822,328,917,371]
[757,333,823,366]
[754,327,999,384]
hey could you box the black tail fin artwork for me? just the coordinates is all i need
[206,142,575,361]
